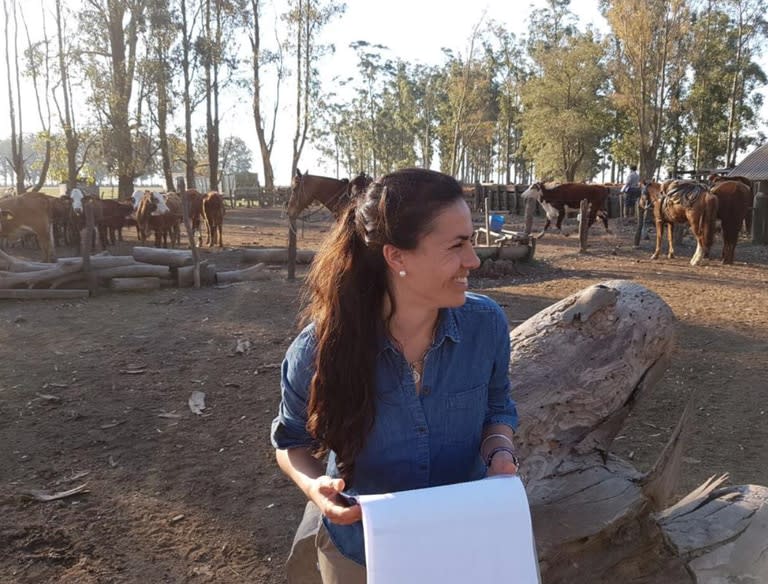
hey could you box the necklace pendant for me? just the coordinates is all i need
[412,369,421,384]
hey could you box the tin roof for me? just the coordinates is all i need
[729,143,768,180]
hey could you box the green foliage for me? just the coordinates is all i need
[521,31,611,181]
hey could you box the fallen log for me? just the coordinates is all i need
[132,246,193,267]
[95,265,171,280]
[109,277,162,291]
[284,280,768,583]
[242,247,315,265]
[177,261,217,288]
[0,261,82,289]
[0,248,53,272]
[0,288,90,299]
[215,262,270,283]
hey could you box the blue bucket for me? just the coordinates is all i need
[490,214,505,232]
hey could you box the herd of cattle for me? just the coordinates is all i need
[0,188,225,263]
[520,175,754,265]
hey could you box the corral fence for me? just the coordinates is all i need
[220,173,291,208]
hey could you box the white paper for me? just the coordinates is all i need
[358,476,540,584]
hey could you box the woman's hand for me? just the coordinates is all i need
[308,475,362,525]
[486,450,519,477]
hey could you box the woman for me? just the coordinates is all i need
[271,168,519,583]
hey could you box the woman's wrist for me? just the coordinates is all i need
[485,446,519,468]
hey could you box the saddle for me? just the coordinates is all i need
[660,180,707,210]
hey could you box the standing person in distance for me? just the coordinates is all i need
[271,168,520,583]
[621,164,641,220]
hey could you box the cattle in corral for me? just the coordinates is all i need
[49,195,76,246]
[520,182,611,237]
[136,191,182,249]
[130,190,145,210]
[641,180,718,266]
[164,192,183,247]
[0,192,56,262]
[182,189,205,246]
[710,180,753,264]
[94,199,134,246]
[202,191,225,247]
[129,190,147,239]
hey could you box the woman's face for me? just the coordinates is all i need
[398,199,481,309]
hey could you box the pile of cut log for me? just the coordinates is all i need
[0,247,271,299]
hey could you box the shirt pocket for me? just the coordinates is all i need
[442,383,488,446]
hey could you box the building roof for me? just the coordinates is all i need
[729,143,768,180]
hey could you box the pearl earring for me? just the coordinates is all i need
[398,270,406,278]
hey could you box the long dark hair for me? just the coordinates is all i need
[302,168,465,483]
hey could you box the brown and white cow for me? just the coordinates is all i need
[136,191,181,248]
[521,182,611,237]
[202,191,225,247]
[0,192,56,262]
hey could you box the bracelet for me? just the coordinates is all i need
[480,433,515,454]
[486,446,519,468]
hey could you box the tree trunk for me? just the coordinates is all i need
[249,0,279,194]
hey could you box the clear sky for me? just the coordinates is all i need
[0,0,765,186]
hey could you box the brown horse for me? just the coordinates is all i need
[640,180,718,266]
[708,174,753,234]
[709,180,752,264]
[287,170,372,220]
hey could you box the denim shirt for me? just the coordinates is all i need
[271,292,518,566]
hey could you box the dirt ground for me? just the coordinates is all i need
[1,206,767,583]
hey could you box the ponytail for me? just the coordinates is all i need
[302,200,387,484]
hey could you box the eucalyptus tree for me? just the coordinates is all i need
[348,40,395,176]
[486,22,527,183]
[198,0,244,190]
[434,26,498,182]
[19,1,54,191]
[523,0,609,182]
[145,1,178,191]
[3,0,26,192]
[722,0,768,167]
[602,0,692,179]
[283,0,345,177]
[177,0,204,190]
[79,0,148,199]
[687,3,733,171]
[246,0,284,192]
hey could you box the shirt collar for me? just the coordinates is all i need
[377,306,462,355]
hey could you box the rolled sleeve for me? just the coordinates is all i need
[483,304,518,431]
[270,327,318,450]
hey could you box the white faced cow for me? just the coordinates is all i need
[521,182,611,238]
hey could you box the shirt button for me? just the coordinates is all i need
[417,426,427,433]
[419,464,427,471]
[421,386,431,396]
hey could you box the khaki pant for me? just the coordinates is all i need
[316,522,366,584]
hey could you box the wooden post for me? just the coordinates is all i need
[752,192,768,244]
[633,203,646,248]
[81,199,97,295]
[484,197,491,245]
[181,191,201,288]
[578,199,589,253]
[524,195,536,235]
[288,218,297,281]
